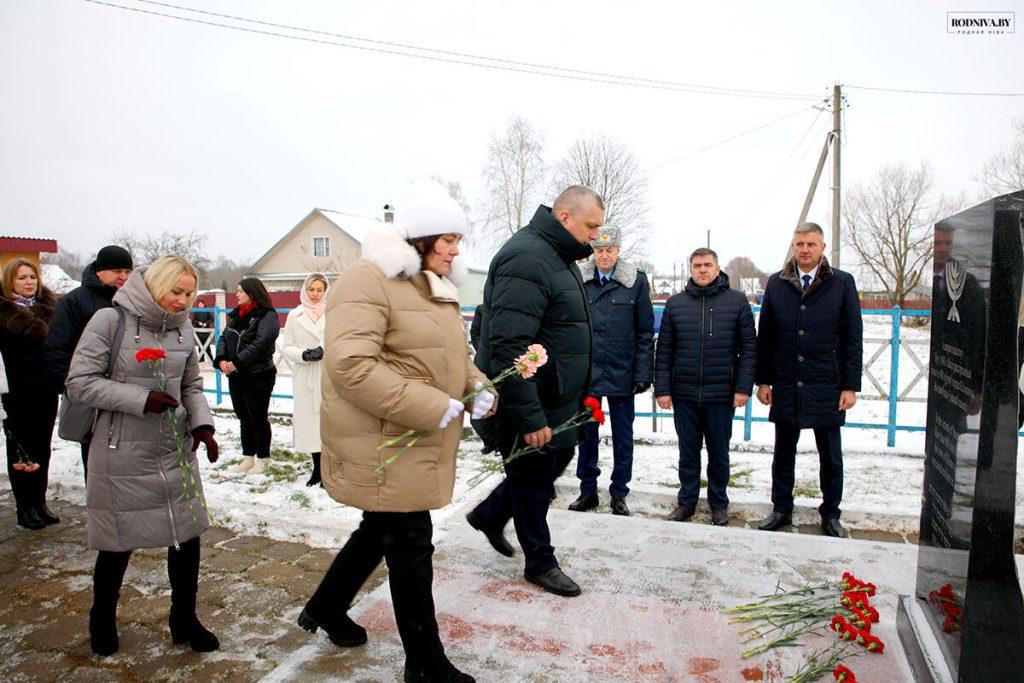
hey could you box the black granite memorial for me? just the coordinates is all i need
[897,191,1024,682]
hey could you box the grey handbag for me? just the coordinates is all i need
[57,307,126,443]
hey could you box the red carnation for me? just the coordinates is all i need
[830,614,848,632]
[864,605,880,623]
[135,348,167,363]
[591,408,606,425]
[840,624,859,641]
[833,664,857,682]
[583,396,601,411]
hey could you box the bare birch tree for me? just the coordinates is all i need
[842,162,963,307]
[479,116,546,247]
[976,116,1024,195]
[108,229,212,274]
[550,134,650,258]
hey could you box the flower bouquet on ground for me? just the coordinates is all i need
[724,571,885,682]
[466,395,606,488]
[374,344,548,474]
[928,583,964,633]
[136,348,206,523]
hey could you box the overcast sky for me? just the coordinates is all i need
[1,0,1022,278]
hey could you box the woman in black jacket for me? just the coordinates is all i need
[213,278,280,475]
[0,259,60,529]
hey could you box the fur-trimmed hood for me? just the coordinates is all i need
[578,258,641,288]
[0,287,57,342]
[359,226,468,287]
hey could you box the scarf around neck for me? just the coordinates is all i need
[300,274,329,323]
[13,294,35,309]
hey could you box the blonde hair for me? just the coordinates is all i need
[143,255,199,307]
[2,259,42,300]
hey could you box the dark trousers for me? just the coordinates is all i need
[3,389,58,513]
[673,400,735,510]
[307,511,444,667]
[93,536,202,619]
[227,372,275,458]
[770,422,844,519]
[576,395,635,499]
[471,446,575,575]
[81,439,90,483]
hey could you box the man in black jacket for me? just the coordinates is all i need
[655,248,756,526]
[42,245,133,480]
[568,226,654,517]
[755,223,863,538]
[467,185,603,598]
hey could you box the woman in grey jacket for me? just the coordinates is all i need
[66,255,220,657]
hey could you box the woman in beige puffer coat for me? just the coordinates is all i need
[298,183,495,683]
[66,256,220,658]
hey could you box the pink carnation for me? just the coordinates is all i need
[525,344,548,367]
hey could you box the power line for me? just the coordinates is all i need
[81,0,824,102]
[846,83,1024,97]
[648,105,820,170]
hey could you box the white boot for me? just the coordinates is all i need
[248,457,268,476]
[230,455,255,473]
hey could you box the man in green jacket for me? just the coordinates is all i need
[467,185,603,597]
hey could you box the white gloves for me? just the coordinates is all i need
[438,398,465,429]
[471,387,495,419]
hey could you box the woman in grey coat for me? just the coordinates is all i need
[66,255,220,657]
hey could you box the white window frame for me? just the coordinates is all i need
[312,236,331,258]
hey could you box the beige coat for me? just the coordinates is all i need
[281,306,325,453]
[320,227,492,512]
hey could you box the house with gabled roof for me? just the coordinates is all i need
[246,207,487,308]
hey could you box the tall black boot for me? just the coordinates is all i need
[305,452,322,487]
[167,537,219,652]
[383,512,461,678]
[91,550,131,656]
[300,513,379,647]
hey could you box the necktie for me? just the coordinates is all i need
[802,274,812,291]
[601,275,608,286]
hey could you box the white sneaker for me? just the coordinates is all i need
[248,457,268,476]
[230,456,255,473]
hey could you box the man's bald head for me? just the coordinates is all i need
[551,185,605,245]
[552,185,604,215]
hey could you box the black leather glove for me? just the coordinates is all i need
[191,425,219,463]
[301,346,324,362]
[144,391,179,414]
[633,382,652,395]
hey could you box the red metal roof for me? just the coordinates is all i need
[0,236,58,253]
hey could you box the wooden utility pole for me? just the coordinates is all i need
[706,229,711,248]
[831,84,842,268]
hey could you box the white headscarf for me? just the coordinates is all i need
[300,273,329,323]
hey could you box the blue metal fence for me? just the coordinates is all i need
[193,304,935,448]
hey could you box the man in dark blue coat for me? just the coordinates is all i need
[467,186,603,598]
[755,223,863,538]
[568,226,654,517]
[655,248,756,526]
[42,245,133,481]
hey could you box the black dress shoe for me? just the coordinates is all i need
[610,497,629,516]
[568,491,598,512]
[821,518,847,538]
[524,567,581,597]
[36,503,60,525]
[16,508,45,530]
[711,508,729,526]
[404,655,475,682]
[297,607,367,647]
[758,511,793,531]
[667,505,694,522]
[465,511,514,558]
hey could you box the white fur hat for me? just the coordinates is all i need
[393,180,469,240]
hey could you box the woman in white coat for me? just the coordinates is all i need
[281,273,328,486]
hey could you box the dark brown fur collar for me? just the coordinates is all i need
[781,256,833,297]
[0,287,57,341]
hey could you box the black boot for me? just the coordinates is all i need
[297,606,367,647]
[168,538,219,652]
[305,452,322,487]
[91,549,131,656]
[35,503,60,525]
[404,655,475,682]
[16,507,44,530]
